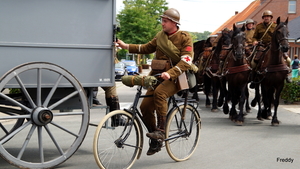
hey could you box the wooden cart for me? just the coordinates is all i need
[0,0,117,168]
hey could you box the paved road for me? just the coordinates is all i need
[1,68,300,169]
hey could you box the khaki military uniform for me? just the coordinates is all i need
[251,22,276,68]
[245,28,255,46]
[252,22,276,45]
[128,30,193,131]
[245,28,255,57]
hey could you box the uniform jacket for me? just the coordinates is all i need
[245,28,255,45]
[128,30,193,80]
[252,21,277,45]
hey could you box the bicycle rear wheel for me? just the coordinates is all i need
[93,110,142,169]
[165,104,201,161]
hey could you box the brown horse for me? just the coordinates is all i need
[221,24,251,125]
[203,30,232,111]
[252,17,290,125]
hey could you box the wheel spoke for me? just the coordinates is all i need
[17,124,37,159]
[50,121,79,137]
[0,120,32,144]
[48,90,79,110]
[0,123,9,135]
[0,114,30,120]
[37,68,42,107]
[43,74,63,107]
[0,93,31,113]
[52,111,84,116]
[38,126,44,163]
[44,125,64,155]
[15,74,36,108]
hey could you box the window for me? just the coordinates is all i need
[289,0,296,13]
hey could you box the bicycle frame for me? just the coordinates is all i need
[116,84,199,146]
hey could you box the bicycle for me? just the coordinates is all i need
[93,74,201,169]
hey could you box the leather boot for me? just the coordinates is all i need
[146,116,166,141]
[106,96,126,127]
[146,139,163,156]
[93,87,102,105]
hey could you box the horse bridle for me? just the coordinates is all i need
[232,32,245,60]
[274,25,289,51]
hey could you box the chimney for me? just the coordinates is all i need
[235,11,238,15]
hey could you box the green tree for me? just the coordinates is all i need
[117,0,168,44]
[190,31,212,41]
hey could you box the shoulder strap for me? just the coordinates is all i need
[260,22,273,41]
[156,30,181,63]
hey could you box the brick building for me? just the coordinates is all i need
[211,0,300,58]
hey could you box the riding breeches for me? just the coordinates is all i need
[140,79,179,130]
[102,85,118,98]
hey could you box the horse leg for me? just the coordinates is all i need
[271,85,283,125]
[245,87,251,113]
[204,75,211,107]
[222,78,229,115]
[236,85,247,125]
[222,89,229,115]
[250,83,258,107]
[229,92,238,122]
[262,87,273,120]
[256,84,263,121]
[211,77,219,112]
[218,77,226,107]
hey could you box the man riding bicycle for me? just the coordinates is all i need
[116,8,195,155]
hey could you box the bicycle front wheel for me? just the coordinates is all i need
[165,104,201,161]
[93,110,143,169]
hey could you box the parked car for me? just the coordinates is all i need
[115,62,128,80]
[122,60,138,75]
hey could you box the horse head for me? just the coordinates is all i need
[231,23,246,60]
[221,28,232,47]
[273,17,289,53]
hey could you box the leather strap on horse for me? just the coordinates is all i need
[225,64,251,75]
[264,64,289,73]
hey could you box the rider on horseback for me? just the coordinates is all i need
[244,19,255,57]
[250,10,291,88]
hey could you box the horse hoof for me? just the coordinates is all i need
[235,121,243,126]
[211,108,218,112]
[257,117,264,121]
[263,116,272,120]
[271,120,280,126]
[206,104,211,108]
[246,109,251,113]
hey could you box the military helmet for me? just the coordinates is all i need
[262,10,273,18]
[160,8,180,24]
[246,19,254,25]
